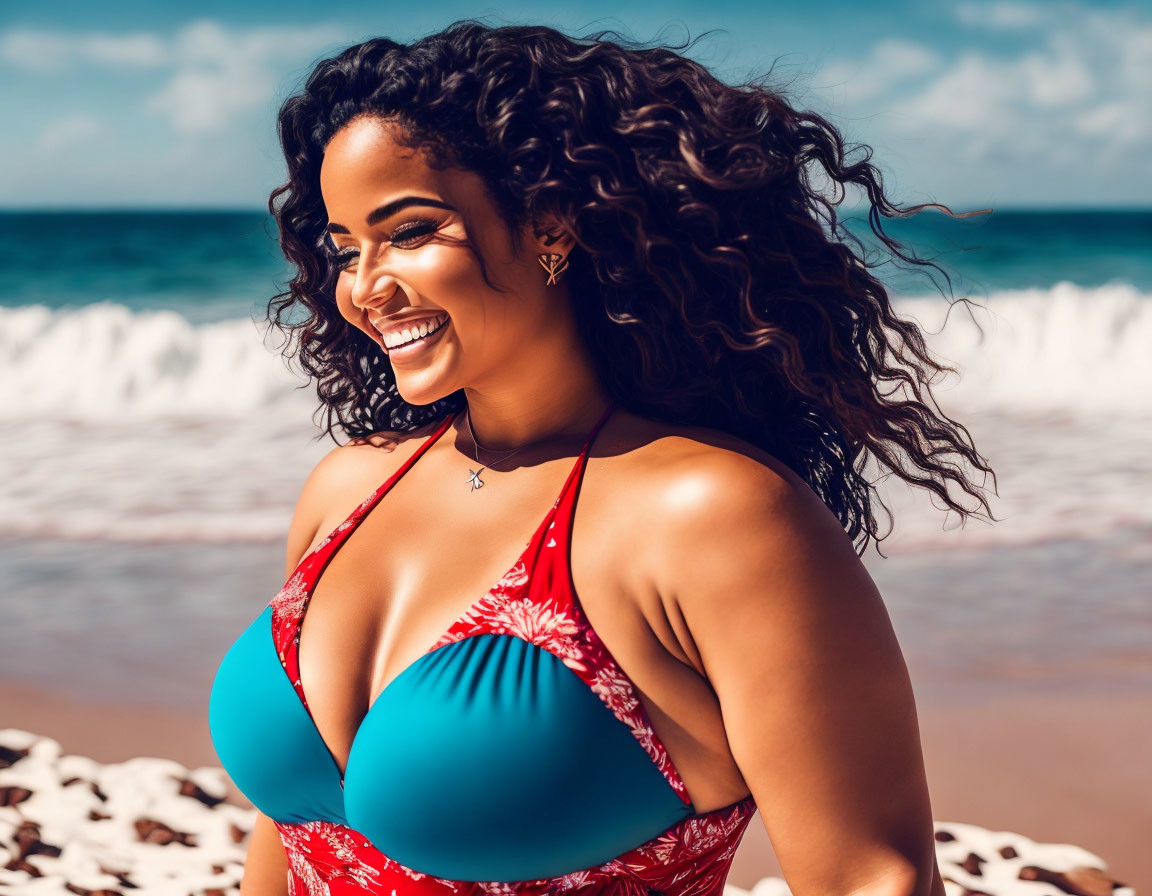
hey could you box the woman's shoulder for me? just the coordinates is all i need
[609,410,813,509]
[287,416,453,562]
[604,413,862,671]
[612,414,864,624]
[608,411,850,570]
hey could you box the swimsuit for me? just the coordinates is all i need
[209,404,757,895]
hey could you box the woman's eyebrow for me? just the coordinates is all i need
[326,196,456,234]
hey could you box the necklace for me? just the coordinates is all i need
[463,407,529,492]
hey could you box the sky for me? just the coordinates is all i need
[1,0,1149,210]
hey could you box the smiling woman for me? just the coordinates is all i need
[312,113,607,413]
[209,17,996,896]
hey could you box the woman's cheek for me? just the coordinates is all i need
[414,241,479,291]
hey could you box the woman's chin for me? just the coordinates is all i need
[395,381,456,409]
[389,358,459,409]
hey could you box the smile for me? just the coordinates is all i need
[378,313,450,354]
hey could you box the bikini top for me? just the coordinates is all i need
[208,404,757,889]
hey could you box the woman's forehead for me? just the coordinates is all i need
[322,121,432,193]
[320,119,479,223]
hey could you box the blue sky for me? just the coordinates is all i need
[2,0,1149,209]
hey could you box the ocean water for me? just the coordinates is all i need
[1,208,1149,708]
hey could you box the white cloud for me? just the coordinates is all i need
[0,28,75,73]
[0,27,166,72]
[895,52,1016,132]
[1019,49,1094,107]
[819,38,941,103]
[953,2,1048,30]
[143,66,273,135]
[1,19,353,135]
[153,20,355,134]
[36,115,101,152]
[1075,100,1146,145]
[865,4,1152,166]
[85,33,167,68]
[141,20,352,134]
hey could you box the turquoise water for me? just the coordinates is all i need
[0,211,286,324]
[841,207,1152,295]
[1,209,1149,323]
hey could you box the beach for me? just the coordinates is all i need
[1,209,1149,894]
[1,671,1146,893]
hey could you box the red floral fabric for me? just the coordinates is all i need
[272,798,756,896]
[264,409,758,894]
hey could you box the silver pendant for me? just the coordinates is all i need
[467,466,485,491]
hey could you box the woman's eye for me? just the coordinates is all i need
[331,248,360,270]
[326,219,439,271]
[389,219,439,247]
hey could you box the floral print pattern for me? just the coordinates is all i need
[273,795,756,896]
[264,407,758,894]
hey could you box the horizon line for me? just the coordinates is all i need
[2,203,1151,214]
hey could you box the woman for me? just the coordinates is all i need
[209,20,995,896]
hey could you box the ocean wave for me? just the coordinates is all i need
[891,280,1151,418]
[2,283,1148,423]
[2,284,1149,549]
[0,301,312,422]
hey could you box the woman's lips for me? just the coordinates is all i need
[371,311,445,342]
[376,314,450,360]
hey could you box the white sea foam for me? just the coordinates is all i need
[0,301,313,422]
[891,281,1151,419]
[2,283,1149,422]
[0,284,1148,551]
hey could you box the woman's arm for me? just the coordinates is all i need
[239,811,290,896]
[646,447,946,896]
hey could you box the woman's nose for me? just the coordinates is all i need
[350,259,399,311]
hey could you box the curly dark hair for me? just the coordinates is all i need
[264,19,998,557]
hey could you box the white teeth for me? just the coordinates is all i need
[382,314,446,349]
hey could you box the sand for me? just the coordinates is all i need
[4,677,1147,893]
[0,680,1145,895]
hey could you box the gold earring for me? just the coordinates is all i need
[538,253,569,286]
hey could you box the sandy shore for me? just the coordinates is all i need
[1,680,1146,894]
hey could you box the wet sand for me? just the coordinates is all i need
[1,680,1146,893]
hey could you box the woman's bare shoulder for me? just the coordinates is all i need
[609,411,848,578]
[609,410,811,504]
[285,417,451,569]
[601,413,851,679]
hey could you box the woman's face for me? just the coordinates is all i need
[319,115,571,407]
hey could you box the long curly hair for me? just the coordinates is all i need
[264,19,998,557]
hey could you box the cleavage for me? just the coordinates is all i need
[295,447,575,779]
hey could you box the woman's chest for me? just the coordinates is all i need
[296,460,748,816]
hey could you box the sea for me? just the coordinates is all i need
[1,208,1149,711]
